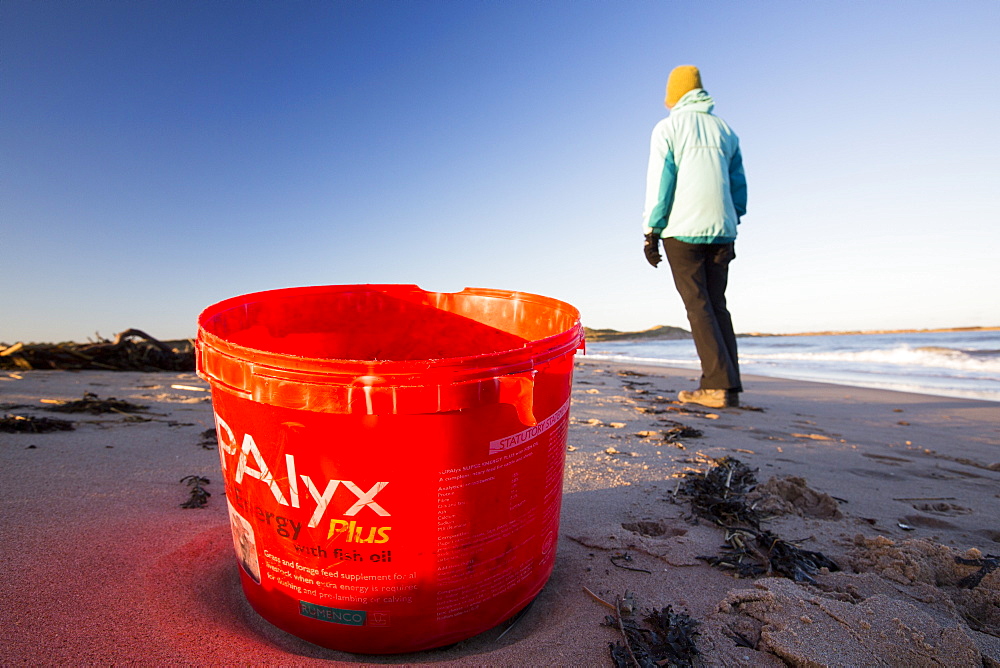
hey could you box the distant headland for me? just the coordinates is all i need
[583,325,691,342]
[584,325,999,342]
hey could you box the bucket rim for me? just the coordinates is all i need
[196,284,584,383]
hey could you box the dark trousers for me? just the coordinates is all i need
[662,238,742,392]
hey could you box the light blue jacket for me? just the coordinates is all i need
[642,89,747,243]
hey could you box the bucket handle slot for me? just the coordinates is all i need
[498,372,536,426]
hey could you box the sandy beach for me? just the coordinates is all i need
[2,359,998,666]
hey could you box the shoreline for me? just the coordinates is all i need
[581,353,1000,405]
[2,363,998,665]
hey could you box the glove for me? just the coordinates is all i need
[644,233,662,268]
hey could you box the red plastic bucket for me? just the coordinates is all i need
[196,285,584,654]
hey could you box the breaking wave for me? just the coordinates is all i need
[585,331,1000,402]
[740,344,1000,374]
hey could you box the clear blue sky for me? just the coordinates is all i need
[3,0,998,343]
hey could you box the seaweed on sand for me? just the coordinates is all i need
[1,414,75,433]
[602,591,700,668]
[677,456,840,583]
[663,422,703,442]
[44,392,147,415]
[197,428,217,449]
[698,528,841,584]
[180,475,211,509]
[678,456,761,529]
[955,554,1000,589]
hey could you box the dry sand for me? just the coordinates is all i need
[1,359,998,666]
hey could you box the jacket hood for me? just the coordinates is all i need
[671,88,714,113]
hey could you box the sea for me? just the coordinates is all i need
[584,329,1000,403]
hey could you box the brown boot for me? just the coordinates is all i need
[677,388,739,408]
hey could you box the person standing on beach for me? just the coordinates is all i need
[642,65,747,409]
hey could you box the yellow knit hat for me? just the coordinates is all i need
[665,65,702,108]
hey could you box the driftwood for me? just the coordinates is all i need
[0,330,194,372]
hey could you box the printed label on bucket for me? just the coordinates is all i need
[489,399,570,454]
[299,601,367,626]
[212,386,571,640]
[227,500,261,584]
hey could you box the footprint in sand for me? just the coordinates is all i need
[975,528,1000,544]
[621,520,688,538]
[862,453,913,465]
[931,466,986,480]
[898,514,959,529]
[910,502,972,516]
[847,468,901,480]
